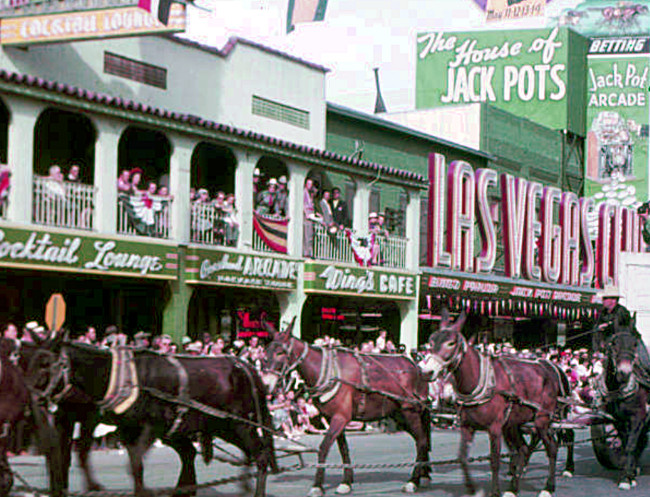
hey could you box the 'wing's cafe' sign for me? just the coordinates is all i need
[427,153,643,289]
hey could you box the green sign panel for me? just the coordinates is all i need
[0,224,178,278]
[185,248,299,290]
[304,262,418,300]
[416,27,582,132]
[585,36,649,209]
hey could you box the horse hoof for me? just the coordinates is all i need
[336,483,352,494]
[538,491,553,497]
[631,480,637,488]
[402,482,417,493]
[503,492,517,497]
[308,488,324,497]
[562,470,573,478]
[618,482,631,491]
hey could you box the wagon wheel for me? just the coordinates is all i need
[591,422,650,470]
[591,423,625,469]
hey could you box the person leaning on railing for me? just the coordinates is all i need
[638,201,650,252]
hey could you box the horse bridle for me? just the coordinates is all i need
[429,331,468,375]
[265,337,309,380]
[28,348,74,410]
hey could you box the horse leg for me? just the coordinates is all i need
[619,415,645,489]
[0,443,13,497]
[122,424,156,497]
[55,414,73,491]
[561,429,575,478]
[400,409,430,493]
[502,426,526,496]
[76,413,103,491]
[459,425,479,496]
[535,421,558,497]
[335,433,353,494]
[166,437,197,497]
[487,426,503,497]
[311,414,350,497]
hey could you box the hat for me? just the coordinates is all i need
[135,331,150,339]
[25,321,39,331]
[369,212,378,218]
[599,285,620,299]
[268,178,278,185]
[130,167,143,176]
[254,168,261,177]
[197,188,208,196]
[34,326,45,333]
[187,341,203,352]
[278,175,287,184]
[182,336,192,344]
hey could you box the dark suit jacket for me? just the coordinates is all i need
[331,198,350,228]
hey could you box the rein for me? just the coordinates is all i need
[30,349,73,410]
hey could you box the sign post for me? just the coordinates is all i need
[45,293,66,332]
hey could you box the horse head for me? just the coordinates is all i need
[260,316,297,393]
[419,309,467,378]
[604,322,639,386]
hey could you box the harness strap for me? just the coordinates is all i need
[97,347,139,415]
[165,355,190,437]
[455,353,495,407]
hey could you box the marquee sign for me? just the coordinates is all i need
[0,4,186,46]
[0,224,178,278]
[304,262,418,300]
[185,248,299,291]
[427,153,644,289]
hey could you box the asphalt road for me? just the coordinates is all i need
[8,428,650,497]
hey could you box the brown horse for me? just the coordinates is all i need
[420,310,568,497]
[261,318,431,496]
[26,338,277,497]
[0,343,63,497]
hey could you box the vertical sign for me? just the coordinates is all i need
[585,37,650,215]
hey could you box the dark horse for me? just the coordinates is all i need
[28,339,277,497]
[261,318,431,496]
[3,337,103,494]
[595,323,650,489]
[0,342,63,497]
[420,310,570,497]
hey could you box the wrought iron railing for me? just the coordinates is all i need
[32,176,95,230]
[117,193,172,239]
[190,202,239,247]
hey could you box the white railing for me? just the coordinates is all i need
[252,230,276,253]
[32,176,95,230]
[313,223,408,269]
[117,193,172,239]
[0,201,6,220]
[190,203,240,247]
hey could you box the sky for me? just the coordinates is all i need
[181,0,582,113]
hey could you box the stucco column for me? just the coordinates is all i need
[169,134,195,242]
[405,188,421,271]
[233,149,259,250]
[277,288,307,339]
[5,97,44,224]
[286,162,308,258]
[163,245,191,343]
[352,179,371,234]
[398,295,420,354]
[94,118,125,234]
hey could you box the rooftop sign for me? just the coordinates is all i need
[0,3,185,46]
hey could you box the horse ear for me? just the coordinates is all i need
[468,334,476,346]
[440,307,450,326]
[282,316,297,335]
[28,329,44,346]
[454,311,467,331]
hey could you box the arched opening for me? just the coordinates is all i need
[189,143,237,246]
[32,108,97,229]
[187,286,280,347]
[253,156,289,254]
[117,126,172,238]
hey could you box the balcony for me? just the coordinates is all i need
[117,193,172,239]
[32,176,95,230]
[190,202,238,247]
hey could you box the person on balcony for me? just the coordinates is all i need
[222,193,239,247]
[331,187,350,229]
[212,191,227,244]
[319,189,338,237]
[67,164,81,183]
[192,188,213,241]
[117,170,132,193]
[0,164,10,212]
[256,178,277,215]
[274,175,288,217]
[253,168,261,199]
[129,168,144,194]
[303,178,317,258]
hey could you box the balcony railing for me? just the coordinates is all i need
[190,202,239,247]
[117,193,172,239]
[313,223,408,269]
[0,201,6,220]
[33,176,95,230]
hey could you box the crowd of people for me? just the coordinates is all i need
[190,187,240,246]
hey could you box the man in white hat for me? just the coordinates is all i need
[256,178,277,215]
[592,285,633,351]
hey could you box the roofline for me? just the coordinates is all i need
[167,34,330,73]
[0,69,426,186]
[327,102,495,161]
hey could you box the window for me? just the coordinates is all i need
[104,52,167,90]
[252,95,309,129]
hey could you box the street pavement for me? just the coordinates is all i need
[8,428,650,497]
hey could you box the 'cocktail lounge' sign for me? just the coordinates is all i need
[186,248,299,290]
[0,225,177,278]
[304,262,417,299]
